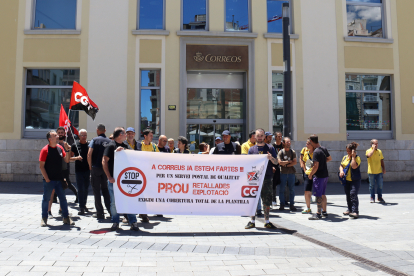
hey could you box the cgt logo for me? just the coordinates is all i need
[241,186,259,198]
[117,167,147,197]
[74,92,90,106]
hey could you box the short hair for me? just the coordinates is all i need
[370,139,378,145]
[309,134,318,144]
[275,132,282,136]
[142,129,153,137]
[255,128,265,134]
[178,136,188,147]
[346,141,359,151]
[79,129,87,134]
[56,126,65,133]
[113,127,125,139]
[248,130,256,139]
[283,136,291,143]
[199,142,207,151]
[168,138,174,142]
[46,130,56,141]
[97,124,105,131]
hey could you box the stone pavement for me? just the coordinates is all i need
[0,181,413,276]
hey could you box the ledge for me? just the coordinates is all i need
[344,37,394,44]
[176,31,258,38]
[132,30,170,36]
[263,33,299,39]
[24,29,81,35]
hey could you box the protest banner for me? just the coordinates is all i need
[113,151,268,216]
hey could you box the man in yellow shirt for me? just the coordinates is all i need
[125,127,138,149]
[241,130,256,155]
[366,139,386,203]
[141,129,160,153]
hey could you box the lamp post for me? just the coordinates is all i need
[282,2,292,138]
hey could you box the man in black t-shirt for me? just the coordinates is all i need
[70,129,91,215]
[157,135,170,153]
[308,134,332,220]
[212,130,241,155]
[103,127,139,232]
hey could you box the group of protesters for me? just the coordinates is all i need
[39,124,386,231]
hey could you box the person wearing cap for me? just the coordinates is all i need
[125,127,138,150]
[88,124,112,220]
[265,132,273,144]
[212,130,241,155]
[241,130,256,155]
[209,137,222,154]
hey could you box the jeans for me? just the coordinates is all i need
[279,173,295,206]
[369,173,383,199]
[91,167,111,215]
[76,170,90,209]
[42,180,68,218]
[344,179,361,214]
[108,181,137,224]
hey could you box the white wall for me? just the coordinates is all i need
[301,0,340,133]
[87,0,129,134]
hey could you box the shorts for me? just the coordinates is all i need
[261,178,273,206]
[304,176,313,192]
[312,176,328,197]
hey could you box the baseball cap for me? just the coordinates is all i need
[215,137,222,141]
[265,132,272,136]
[126,127,135,133]
[222,130,230,136]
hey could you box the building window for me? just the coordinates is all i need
[225,0,250,32]
[272,72,284,134]
[182,0,207,31]
[140,70,161,138]
[138,0,165,30]
[32,0,77,29]
[267,0,290,33]
[346,0,384,38]
[345,74,391,132]
[25,69,80,134]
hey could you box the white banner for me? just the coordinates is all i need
[113,151,268,216]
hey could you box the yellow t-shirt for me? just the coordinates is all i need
[141,142,160,152]
[341,155,361,181]
[300,147,308,156]
[241,140,255,155]
[366,149,384,174]
[302,150,314,175]
[127,140,136,150]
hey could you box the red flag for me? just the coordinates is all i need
[59,104,79,136]
[69,81,99,120]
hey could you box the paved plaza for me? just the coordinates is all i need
[0,181,413,276]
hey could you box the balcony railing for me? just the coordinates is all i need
[364,95,378,102]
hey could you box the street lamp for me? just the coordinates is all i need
[282,2,292,138]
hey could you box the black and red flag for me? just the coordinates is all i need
[59,104,79,144]
[69,81,99,120]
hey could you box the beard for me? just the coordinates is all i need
[58,135,65,140]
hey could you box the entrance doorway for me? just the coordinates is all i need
[186,72,246,153]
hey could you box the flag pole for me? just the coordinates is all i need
[68,121,81,158]
[66,109,71,143]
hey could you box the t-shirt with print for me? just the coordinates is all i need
[103,140,130,178]
[366,148,384,174]
[141,142,160,152]
[277,148,296,174]
[313,146,330,178]
[71,142,90,172]
[341,155,361,181]
[248,144,277,178]
[39,144,66,181]
[302,150,314,175]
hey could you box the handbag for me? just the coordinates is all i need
[61,178,69,190]
[338,156,351,186]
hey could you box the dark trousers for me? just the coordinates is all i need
[91,167,111,215]
[62,169,78,198]
[76,170,90,209]
[344,179,361,214]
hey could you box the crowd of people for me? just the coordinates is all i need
[39,124,386,231]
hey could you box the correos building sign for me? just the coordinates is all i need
[187,45,248,70]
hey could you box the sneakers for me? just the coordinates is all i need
[279,205,285,211]
[290,205,297,211]
[370,198,375,203]
[139,214,149,223]
[349,213,359,219]
[78,208,85,216]
[130,222,140,231]
[156,215,164,217]
[41,217,48,227]
[48,211,53,219]
[308,213,322,220]
[343,210,350,216]
[264,222,277,229]
[302,208,312,214]
[110,223,119,231]
[378,198,385,203]
[245,222,255,229]
[322,211,328,217]
[256,210,263,217]
[63,217,75,225]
